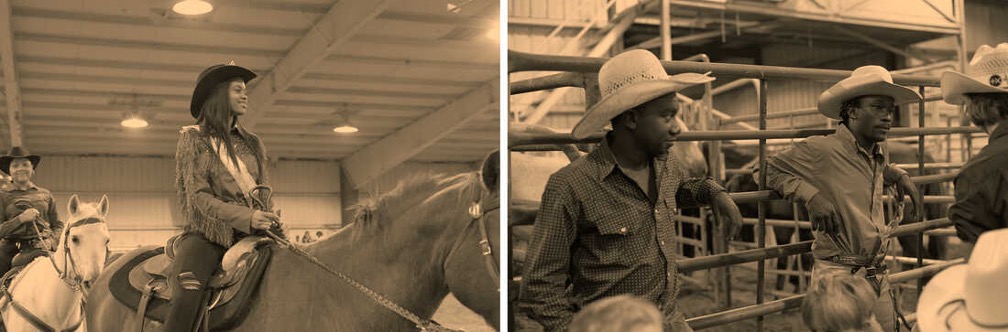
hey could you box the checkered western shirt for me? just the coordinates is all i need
[517,135,725,331]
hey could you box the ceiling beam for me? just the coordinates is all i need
[629,21,783,51]
[378,10,495,29]
[325,54,495,72]
[243,0,392,129]
[0,0,21,148]
[341,79,498,188]
[831,25,935,64]
[16,32,287,58]
[12,6,305,37]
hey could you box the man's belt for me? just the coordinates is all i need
[827,254,885,269]
[4,238,45,250]
[827,254,888,296]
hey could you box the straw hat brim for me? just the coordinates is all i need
[941,71,1007,105]
[189,66,257,119]
[572,73,714,139]
[916,264,1008,332]
[817,81,921,120]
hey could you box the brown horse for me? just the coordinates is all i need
[85,170,500,331]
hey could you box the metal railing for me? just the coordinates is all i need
[508,50,973,331]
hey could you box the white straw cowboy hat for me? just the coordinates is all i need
[571,49,714,139]
[916,228,1008,332]
[817,65,921,120]
[941,43,1008,105]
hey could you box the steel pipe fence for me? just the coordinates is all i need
[684,258,965,330]
[509,50,942,86]
[509,126,983,147]
[673,217,952,273]
[508,50,970,331]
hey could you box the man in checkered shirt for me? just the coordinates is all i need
[517,50,743,332]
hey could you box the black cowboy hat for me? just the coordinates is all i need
[0,146,40,175]
[189,63,257,119]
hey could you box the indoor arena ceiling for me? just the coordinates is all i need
[0,0,500,168]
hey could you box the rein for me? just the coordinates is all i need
[3,215,104,332]
[252,185,462,332]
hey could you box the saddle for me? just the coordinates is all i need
[0,248,48,293]
[109,236,273,331]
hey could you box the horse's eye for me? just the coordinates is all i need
[71,236,79,245]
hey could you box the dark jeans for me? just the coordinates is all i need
[164,233,227,332]
[0,238,46,278]
[0,239,20,277]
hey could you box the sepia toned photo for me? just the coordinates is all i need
[507,0,1008,331]
[0,0,500,331]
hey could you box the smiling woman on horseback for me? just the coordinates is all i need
[0,146,63,279]
[167,62,283,332]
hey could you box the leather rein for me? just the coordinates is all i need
[253,185,497,332]
[1,216,105,332]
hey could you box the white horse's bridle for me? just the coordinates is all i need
[2,215,107,332]
[51,216,106,292]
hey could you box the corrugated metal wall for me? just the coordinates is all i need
[35,156,343,250]
[966,0,1008,50]
[509,0,604,130]
[33,156,476,250]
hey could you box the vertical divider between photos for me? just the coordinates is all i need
[917,85,927,297]
[756,78,769,332]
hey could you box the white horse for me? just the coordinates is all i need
[0,195,110,332]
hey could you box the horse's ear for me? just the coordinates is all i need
[68,194,80,215]
[98,194,109,216]
[480,150,499,194]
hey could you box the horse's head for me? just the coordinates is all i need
[60,194,111,288]
[442,151,500,326]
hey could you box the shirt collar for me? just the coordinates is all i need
[836,124,884,158]
[588,133,668,180]
[990,119,1008,141]
[5,181,37,191]
[588,134,620,180]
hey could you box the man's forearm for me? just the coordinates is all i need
[764,164,819,204]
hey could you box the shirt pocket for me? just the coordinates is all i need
[587,210,642,265]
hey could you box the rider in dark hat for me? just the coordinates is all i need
[167,62,283,332]
[0,146,63,278]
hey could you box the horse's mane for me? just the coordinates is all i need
[349,172,483,230]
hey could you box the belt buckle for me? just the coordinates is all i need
[864,264,886,277]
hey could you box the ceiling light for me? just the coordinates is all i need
[332,113,358,134]
[333,124,358,134]
[173,0,213,16]
[446,0,475,13]
[121,111,149,128]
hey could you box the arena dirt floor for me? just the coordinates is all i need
[678,239,970,331]
[431,240,967,332]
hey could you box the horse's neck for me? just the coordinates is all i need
[7,256,82,327]
[311,216,459,318]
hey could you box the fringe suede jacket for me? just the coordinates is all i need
[175,124,272,248]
